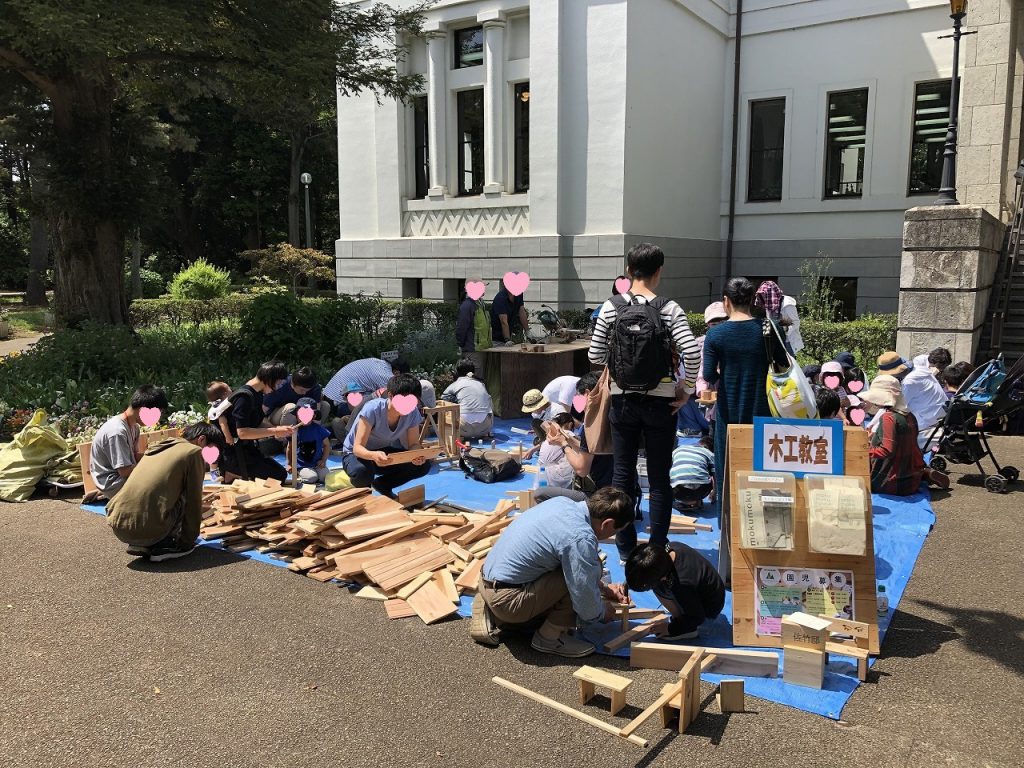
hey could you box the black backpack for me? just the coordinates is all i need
[459,448,522,484]
[608,293,673,392]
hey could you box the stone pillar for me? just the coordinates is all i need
[897,206,1004,362]
[958,0,1023,219]
[480,11,507,195]
[425,26,448,198]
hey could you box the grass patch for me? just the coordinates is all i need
[5,308,51,334]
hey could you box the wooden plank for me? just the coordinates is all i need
[679,648,704,729]
[397,484,426,509]
[630,642,779,678]
[433,568,460,603]
[783,646,825,689]
[448,542,476,562]
[329,537,434,577]
[406,580,460,624]
[824,641,870,681]
[781,613,830,651]
[573,666,633,693]
[603,616,669,652]
[454,558,484,591]
[492,677,648,749]
[717,680,745,713]
[334,510,411,541]
[619,681,681,739]
[369,548,456,592]
[78,443,99,497]
[384,447,442,466]
[335,519,435,555]
[352,585,389,601]
[396,570,434,600]
[383,599,417,619]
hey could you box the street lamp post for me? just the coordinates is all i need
[935,0,970,206]
[300,172,313,248]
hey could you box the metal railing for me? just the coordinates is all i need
[989,165,1024,353]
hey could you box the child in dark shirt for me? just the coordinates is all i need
[625,542,726,639]
[287,396,333,484]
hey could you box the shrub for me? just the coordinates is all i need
[130,294,255,327]
[124,268,166,299]
[239,290,312,360]
[242,243,335,294]
[168,259,232,300]
[798,314,897,375]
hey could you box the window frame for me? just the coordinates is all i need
[456,87,485,197]
[410,94,429,200]
[907,78,954,196]
[512,81,530,194]
[823,87,870,200]
[453,26,484,69]
[747,97,786,203]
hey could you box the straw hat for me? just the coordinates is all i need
[877,351,910,377]
[861,375,908,411]
[704,302,727,324]
[521,389,551,414]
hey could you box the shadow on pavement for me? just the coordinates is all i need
[879,605,961,662]
[910,599,1024,678]
[126,545,247,573]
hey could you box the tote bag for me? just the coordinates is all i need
[584,366,614,455]
[763,320,817,420]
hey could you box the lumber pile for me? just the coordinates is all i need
[199,480,518,625]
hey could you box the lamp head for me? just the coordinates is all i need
[949,0,968,18]
[300,172,312,185]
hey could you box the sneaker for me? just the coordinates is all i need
[469,594,501,647]
[148,543,197,562]
[662,620,700,641]
[530,630,595,658]
[125,545,150,557]
[926,468,950,490]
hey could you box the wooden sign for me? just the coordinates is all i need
[753,418,844,478]
[726,424,879,654]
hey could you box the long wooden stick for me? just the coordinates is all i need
[619,681,681,738]
[492,677,649,748]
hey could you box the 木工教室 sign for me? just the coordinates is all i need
[752,418,845,477]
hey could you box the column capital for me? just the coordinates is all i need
[422,22,447,38]
[477,9,507,26]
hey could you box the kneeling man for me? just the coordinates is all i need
[106,423,224,562]
[471,487,632,657]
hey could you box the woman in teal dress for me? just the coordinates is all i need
[702,278,788,492]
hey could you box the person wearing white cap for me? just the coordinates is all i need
[860,375,948,495]
[781,294,803,354]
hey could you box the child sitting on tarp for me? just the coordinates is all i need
[624,542,726,640]
[669,435,715,511]
[286,397,333,484]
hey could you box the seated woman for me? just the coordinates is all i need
[341,373,431,498]
[441,358,494,440]
[860,375,949,495]
[537,413,578,490]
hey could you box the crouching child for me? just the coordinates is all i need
[624,542,726,640]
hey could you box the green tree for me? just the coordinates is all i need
[0,0,424,326]
[242,242,335,294]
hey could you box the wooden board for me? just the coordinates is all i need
[603,616,669,652]
[783,645,824,689]
[717,679,745,713]
[397,484,426,508]
[630,642,779,678]
[78,443,98,497]
[383,599,417,619]
[726,425,881,654]
[384,447,442,466]
[406,580,459,624]
[454,558,484,591]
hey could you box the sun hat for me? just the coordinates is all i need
[821,361,844,377]
[521,389,551,414]
[835,352,857,370]
[877,352,911,377]
[861,375,908,411]
[704,302,728,324]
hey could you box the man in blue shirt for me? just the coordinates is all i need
[490,283,529,344]
[471,487,633,657]
[263,367,326,425]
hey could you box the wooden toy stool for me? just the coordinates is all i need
[574,666,633,715]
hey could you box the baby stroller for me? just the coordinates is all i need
[927,355,1024,493]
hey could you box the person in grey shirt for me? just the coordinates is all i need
[441,358,494,439]
[89,384,168,501]
[471,487,633,657]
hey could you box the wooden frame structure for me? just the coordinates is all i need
[420,401,460,459]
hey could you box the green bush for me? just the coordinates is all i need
[798,314,897,375]
[130,294,255,327]
[168,259,232,300]
[124,268,166,299]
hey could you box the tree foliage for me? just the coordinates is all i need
[242,242,335,294]
[0,0,425,325]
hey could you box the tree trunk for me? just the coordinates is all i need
[48,74,129,327]
[25,169,48,306]
[287,128,307,247]
[130,229,142,299]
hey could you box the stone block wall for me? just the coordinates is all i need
[897,205,1003,362]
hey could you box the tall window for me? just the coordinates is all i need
[514,82,530,193]
[457,89,485,196]
[748,98,785,202]
[824,88,869,199]
[909,80,953,195]
[454,26,483,68]
[411,95,429,199]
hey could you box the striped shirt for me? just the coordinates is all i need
[588,293,701,397]
[323,358,393,403]
[670,445,715,488]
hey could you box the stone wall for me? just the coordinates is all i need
[897,206,1004,362]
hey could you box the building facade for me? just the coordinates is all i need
[335,0,1023,316]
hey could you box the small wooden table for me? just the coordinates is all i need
[484,340,593,418]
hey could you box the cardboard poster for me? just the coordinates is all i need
[754,566,855,637]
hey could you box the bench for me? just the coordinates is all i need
[573,665,633,715]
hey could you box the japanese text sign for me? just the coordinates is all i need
[752,418,845,477]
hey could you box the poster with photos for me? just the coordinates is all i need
[754,566,855,637]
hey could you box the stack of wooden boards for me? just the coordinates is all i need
[198,479,518,626]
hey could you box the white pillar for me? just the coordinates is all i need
[480,12,507,195]
[425,26,448,198]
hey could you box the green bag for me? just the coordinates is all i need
[474,301,492,350]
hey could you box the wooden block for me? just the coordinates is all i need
[818,615,872,649]
[385,447,442,465]
[717,679,744,713]
[620,680,681,738]
[454,557,484,591]
[78,443,99,497]
[781,613,830,651]
[678,647,704,730]
[630,642,779,678]
[396,570,435,600]
[603,616,670,652]
[824,641,870,682]
[783,645,825,689]
[468,534,500,554]
[406,580,459,624]
[353,585,389,601]
[397,484,426,509]
[573,666,633,716]
[383,599,416,619]
[447,542,476,562]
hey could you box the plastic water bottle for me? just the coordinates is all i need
[534,466,548,490]
[877,585,889,617]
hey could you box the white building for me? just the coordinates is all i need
[335,0,1021,317]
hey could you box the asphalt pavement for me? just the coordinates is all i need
[1,436,1022,768]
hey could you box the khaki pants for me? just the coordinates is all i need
[459,414,493,440]
[479,570,577,631]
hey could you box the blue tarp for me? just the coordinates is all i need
[81,418,936,720]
